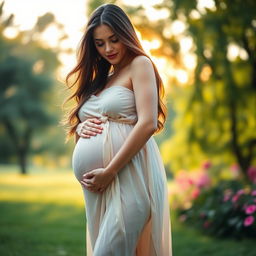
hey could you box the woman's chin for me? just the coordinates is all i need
[107,59,120,65]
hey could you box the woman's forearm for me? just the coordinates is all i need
[75,133,80,144]
[105,120,157,175]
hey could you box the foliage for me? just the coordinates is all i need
[178,180,256,239]
[167,160,255,210]
[160,0,256,179]
[0,2,61,174]
[168,158,256,238]
[168,160,213,210]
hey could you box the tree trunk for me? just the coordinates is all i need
[3,118,32,175]
[229,97,255,183]
[18,149,27,175]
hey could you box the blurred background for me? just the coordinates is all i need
[0,0,255,255]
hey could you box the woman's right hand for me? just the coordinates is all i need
[76,118,103,138]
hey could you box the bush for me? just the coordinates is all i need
[178,180,256,239]
[168,161,213,210]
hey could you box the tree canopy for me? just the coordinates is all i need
[0,2,60,174]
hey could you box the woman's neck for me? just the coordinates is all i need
[113,52,134,74]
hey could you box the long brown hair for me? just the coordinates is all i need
[62,4,167,140]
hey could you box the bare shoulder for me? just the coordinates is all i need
[130,55,153,71]
[130,55,155,84]
[129,55,157,93]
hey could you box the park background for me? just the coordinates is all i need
[0,0,255,255]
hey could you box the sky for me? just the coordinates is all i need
[3,0,88,31]
[3,0,88,50]
[2,0,172,49]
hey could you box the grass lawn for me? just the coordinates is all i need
[0,165,255,256]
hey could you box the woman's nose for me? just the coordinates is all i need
[105,42,113,53]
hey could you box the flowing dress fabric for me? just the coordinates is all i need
[72,86,172,256]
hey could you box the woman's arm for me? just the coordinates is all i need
[105,55,159,176]
[75,133,80,143]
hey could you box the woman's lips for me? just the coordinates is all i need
[107,53,118,60]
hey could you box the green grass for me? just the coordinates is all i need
[0,202,85,256]
[0,165,255,256]
[171,212,256,256]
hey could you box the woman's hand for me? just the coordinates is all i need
[76,118,103,138]
[80,168,116,193]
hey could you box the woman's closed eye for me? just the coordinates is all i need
[95,38,119,47]
[111,38,119,43]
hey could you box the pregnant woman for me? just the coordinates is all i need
[64,4,172,256]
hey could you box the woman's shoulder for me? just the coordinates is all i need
[129,55,154,76]
[130,55,152,68]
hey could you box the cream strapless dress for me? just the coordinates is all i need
[72,86,172,256]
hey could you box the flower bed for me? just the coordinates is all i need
[168,162,256,238]
[178,181,256,238]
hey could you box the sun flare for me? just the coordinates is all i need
[3,0,194,89]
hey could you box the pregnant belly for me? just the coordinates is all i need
[72,123,134,182]
[72,134,104,181]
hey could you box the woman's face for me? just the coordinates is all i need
[93,24,127,65]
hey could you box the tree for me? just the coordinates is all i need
[158,0,256,181]
[0,2,60,174]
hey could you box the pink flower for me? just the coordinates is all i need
[188,178,194,185]
[200,212,206,218]
[179,214,187,222]
[245,205,256,215]
[236,189,244,196]
[223,189,233,202]
[244,216,254,227]
[192,187,200,199]
[251,190,256,196]
[196,173,211,188]
[247,166,256,184]
[202,160,212,170]
[176,171,193,190]
[203,220,210,228]
[223,194,231,202]
[232,194,240,203]
[224,189,233,195]
[230,163,240,176]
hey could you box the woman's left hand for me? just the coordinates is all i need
[80,168,116,193]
